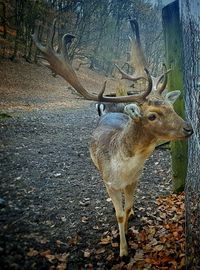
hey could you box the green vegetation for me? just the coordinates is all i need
[0,112,12,119]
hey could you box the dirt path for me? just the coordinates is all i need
[0,60,181,270]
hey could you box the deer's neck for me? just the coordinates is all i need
[119,120,157,158]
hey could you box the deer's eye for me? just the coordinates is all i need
[148,114,157,121]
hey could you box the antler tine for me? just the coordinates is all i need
[98,68,152,103]
[130,19,141,46]
[32,24,47,53]
[98,81,107,100]
[115,19,148,83]
[129,19,147,68]
[141,68,153,99]
[61,33,75,59]
[115,64,146,82]
[157,64,171,94]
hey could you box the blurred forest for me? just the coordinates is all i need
[0,0,164,76]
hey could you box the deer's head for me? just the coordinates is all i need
[124,90,193,142]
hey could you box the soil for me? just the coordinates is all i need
[0,59,173,269]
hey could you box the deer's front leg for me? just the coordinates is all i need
[106,186,128,257]
[124,182,137,234]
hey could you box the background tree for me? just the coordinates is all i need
[0,0,164,76]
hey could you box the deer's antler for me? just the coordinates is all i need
[115,19,147,82]
[117,19,170,95]
[32,19,153,103]
[155,64,171,94]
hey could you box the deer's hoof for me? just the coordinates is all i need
[120,247,128,257]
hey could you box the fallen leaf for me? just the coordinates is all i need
[56,253,69,262]
[111,242,119,248]
[27,248,39,257]
[40,250,51,256]
[153,244,164,251]
[84,249,91,258]
[96,247,106,254]
[68,234,81,245]
[45,254,56,263]
[100,235,111,245]
[133,250,144,262]
[81,216,89,223]
[106,253,114,261]
[56,262,67,270]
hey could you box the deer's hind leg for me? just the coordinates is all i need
[106,186,128,257]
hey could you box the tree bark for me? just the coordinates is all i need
[179,0,200,268]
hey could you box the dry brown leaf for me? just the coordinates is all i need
[133,250,144,261]
[56,253,69,262]
[153,244,164,251]
[56,262,67,270]
[45,254,56,263]
[84,249,91,258]
[27,248,39,257]
[147,226,156,237]
[111,228,118,238]
[40,249,51,256]
[111,242,119,248]
[129,226,139,234]
[96,247,106,254]
[100,235,111,245]
[106,253,114,261]
[68,234,81,246]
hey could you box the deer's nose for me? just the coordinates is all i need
[183,122,193,137]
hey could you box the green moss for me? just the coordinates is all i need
[0,112,12,119]
[163,0,188,193]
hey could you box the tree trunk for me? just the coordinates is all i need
[11,0,24,61]
[162,0,188,193]
[179,0,200,268]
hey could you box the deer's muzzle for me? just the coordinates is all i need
[183,122,193,137]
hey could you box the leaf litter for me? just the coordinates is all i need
[25,193,185,269]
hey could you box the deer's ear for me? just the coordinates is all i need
[165,90,181,104]
[124,104,141,119]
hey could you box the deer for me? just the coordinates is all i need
[32,19,193,257]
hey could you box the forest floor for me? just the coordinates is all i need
[0,59,185,269]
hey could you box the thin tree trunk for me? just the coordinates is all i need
[0,2,7,38]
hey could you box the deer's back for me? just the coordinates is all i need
[97,112,129,129]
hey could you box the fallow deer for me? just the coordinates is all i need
[32,19,193,257]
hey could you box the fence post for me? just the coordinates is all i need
[162,0,188,192]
